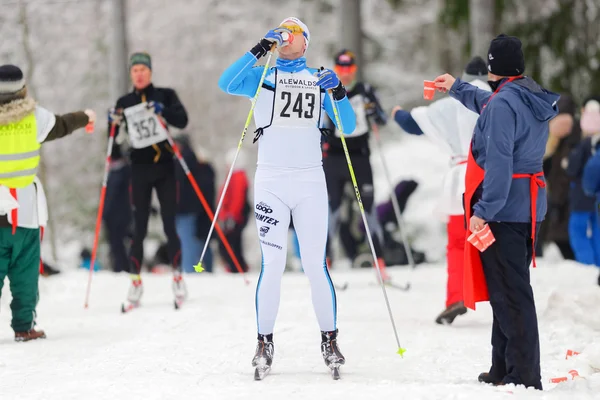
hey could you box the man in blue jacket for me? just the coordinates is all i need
[435,34,559,390]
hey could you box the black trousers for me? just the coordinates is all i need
[323,153,383,259]
[129,163,181,274]
[219,224,248,273]
[480,222,542,390]
[103,164,132,273]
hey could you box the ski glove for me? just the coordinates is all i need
[108,107,123,125]
[316,68,347,100]
[264,27,292,48]
[316,68,340,90]
[250,27,292,59]
[147,101,164,115]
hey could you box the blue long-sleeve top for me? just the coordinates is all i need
[218,52,356,134]
[393,109,423,135]
[449,77,559,222]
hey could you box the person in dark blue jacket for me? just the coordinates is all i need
[435,34,559,390]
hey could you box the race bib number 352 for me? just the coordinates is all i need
[123,103,169,148]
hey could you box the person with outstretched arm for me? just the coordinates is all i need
[391,56,491,325]
[0,64,96,341]
[434,34,559,389]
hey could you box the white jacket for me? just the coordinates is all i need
[410,79,491,216]
[0,100,55,229]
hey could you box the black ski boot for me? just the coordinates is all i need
[321,330,345,367]
[321,330,344,379]
[252,334,274,380]
[435,301,467,325]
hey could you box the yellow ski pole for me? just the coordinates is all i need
[325,73,406,357]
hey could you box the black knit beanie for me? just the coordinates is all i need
[487,34,525,77]
[464,56,487,76]
[0,65,27,104]
[0,65,25,94]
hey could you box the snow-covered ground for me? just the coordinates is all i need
[1,258,599,399]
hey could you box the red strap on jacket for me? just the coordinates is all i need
[512,172,545,267]
[9,188,17,235]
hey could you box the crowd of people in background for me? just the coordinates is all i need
[541,94,600,285]
[85,52,600,295]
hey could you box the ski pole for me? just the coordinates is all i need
[193,48,276,274]
[327,82,406,357]
[371,122,415,289]
[84,122,116,308]
[164,132,249,283]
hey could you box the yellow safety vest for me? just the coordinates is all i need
[0,113,40,188]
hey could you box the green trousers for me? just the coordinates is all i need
[0,226,40,332]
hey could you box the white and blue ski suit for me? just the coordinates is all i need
[219,52,356,335]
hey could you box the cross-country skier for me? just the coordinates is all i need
[0,64,96,341]
[108,52,189,311]
[321,49,388,277]
[218,17,356,379]
[391,56,491,325]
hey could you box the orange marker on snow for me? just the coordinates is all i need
[549,369,582,384]
[566,349,581,359]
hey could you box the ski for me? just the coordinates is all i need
[369,280,411,291]
[385,280,411,291]
[174,297,185,310]
[254,365,271,381]
[121,302,140,313]
[331,365,341,380]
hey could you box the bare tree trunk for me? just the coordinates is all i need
[19,0,60,264]
[110,0,130,99]
[469,0,495,58]
[340,0,363,80]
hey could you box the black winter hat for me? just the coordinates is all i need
[487,34,525,77]
[464,56,487,76]
[0,65,25,94]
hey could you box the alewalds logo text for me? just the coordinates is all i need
[278,78,316,87]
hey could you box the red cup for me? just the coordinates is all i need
[476,224,496,250]
[467,232,485,252]
[424,80,436,100]
[85,121,94,134]
[468,224,496,252]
